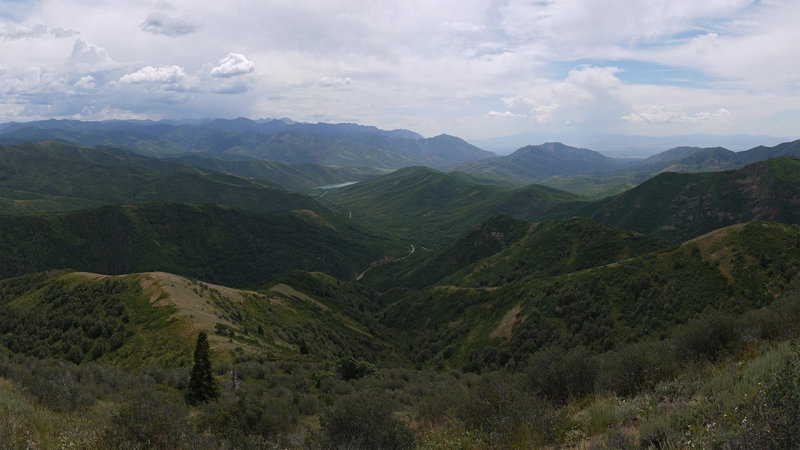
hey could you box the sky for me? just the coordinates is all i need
[1,0,799,143]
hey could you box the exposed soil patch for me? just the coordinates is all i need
[490,303,522,340]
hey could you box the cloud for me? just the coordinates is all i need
[140,11,196,36]
[443,21,485,33]
[68,39,112,65]
[212,81,249,95]
[210,53,255,78]
[0,24,78,40]
[621,105,732,124]
[50,27,78,38]
[120,65,186,84]
[73,75,96,91]
[0,23,47,40]
[317,76,352,87]
[487,110,527,118]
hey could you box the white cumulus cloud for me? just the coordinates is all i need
[621,105,732,124]
[68,39,112,66]
[120,65,186,84]
[73,75,96,91]
[210,53,254,78]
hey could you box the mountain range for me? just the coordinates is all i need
[0,118,493,169]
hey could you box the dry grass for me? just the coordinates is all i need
[269,283,329,311]
[489,304,522,340]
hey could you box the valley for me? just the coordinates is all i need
[0,120,799,448]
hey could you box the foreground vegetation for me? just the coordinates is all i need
[0,290,798,448]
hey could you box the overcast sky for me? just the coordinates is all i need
[1,0,799,141]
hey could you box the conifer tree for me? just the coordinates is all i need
[185,331,219,405]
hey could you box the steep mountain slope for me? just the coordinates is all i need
[0,142,321,214]
[589,158,800,242]
[444,217,669,287]
[362,215,668,290]
[381,221,800,370]
[320,166,582,245]
[0,203,407,286]
[453,142,620,182]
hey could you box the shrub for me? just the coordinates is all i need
[196,387,299,444]
[526,346,597,402]
[336,357,378,381]
[320,390,414,449]
[673,310,738,361]
[104,389,191,449]
[731,343,800,448]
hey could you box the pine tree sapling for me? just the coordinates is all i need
[185,331,219,405]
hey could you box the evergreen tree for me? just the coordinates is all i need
[185,331,219,405]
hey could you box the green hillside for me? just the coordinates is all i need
[320,166,583,245]
[0,203,406,286]
[0,142,321,215]
[167,155,384,192]
[590,158,800,242]
[362,215,668,290]
[381,221,800,370]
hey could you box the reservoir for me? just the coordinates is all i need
[317,181,358,189]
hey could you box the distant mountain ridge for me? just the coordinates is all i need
[628,140,800,173]
[453,142,620,182]
[0,118,493,169]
